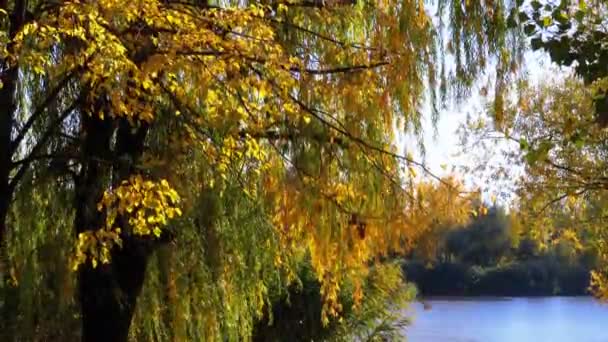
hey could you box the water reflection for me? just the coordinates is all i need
[405,297,608,342]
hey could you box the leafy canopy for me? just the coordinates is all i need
[1,0,521,337]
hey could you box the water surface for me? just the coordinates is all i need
[405,297,608,342]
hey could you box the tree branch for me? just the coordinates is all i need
[11,57,88,152]
[9,97,81,191]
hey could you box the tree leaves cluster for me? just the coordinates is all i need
[0,0,521,341]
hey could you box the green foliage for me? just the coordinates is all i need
[0,177,79,341]
[445,206,512,266]
[333,262,416,342]
[404,204,597,297]
[515,0,608,125]
[129,184,291,341]
[404,257,591,297]
[253,261,415,342]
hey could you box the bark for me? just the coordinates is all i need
[0,67,16,245]
[75,112,151,342]
[78,239,150,342]
[75,15,156,337]
[0,0,27,247]
[0,67,15,243]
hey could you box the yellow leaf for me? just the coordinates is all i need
[408,166,417,178]
[153,227,162,238]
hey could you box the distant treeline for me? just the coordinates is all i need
[403,258,589,296]
[402,206,597,297]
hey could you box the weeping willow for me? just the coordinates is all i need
[0,0,523,341]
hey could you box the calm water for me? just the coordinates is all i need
[404,297,608,342]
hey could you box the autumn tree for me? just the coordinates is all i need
[462,75,608,297]
[491,0,608,298]
[1,0,521,341]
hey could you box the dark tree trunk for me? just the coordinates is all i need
[0,67,16,244]
[79,239,150,342]
[0,0,27,246]
[75,111,150,342]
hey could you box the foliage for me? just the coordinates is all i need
[331,262,416,341]
[460,72,608,300]
[72,175,182,270]
[445,206,512,266]
[253,261,415,342]
[0,0,523,340]
[405,258,591,297]
[514,1,608,298]
[501,0,608,129]
[127,183,292,341]
[404,202,596,297]
[1,176,80,341]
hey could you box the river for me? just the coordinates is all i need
[404,297,608,342]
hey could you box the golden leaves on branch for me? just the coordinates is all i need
[72,175,182,270]
[71,226,123,271]
[263,169,472,322]
[590,230,608,301]
[100,175,182,237]
[10,0,488,326]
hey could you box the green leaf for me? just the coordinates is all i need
[579,0,587,11]
[570,132,585,149]
[524,141,553,165]
[524,24,537,35]
[531,1,542,11]
[553,10,569,24]
[530,37,543,50]
[519,138,529,151]
[507,9,518,28]
[538,140,553,157]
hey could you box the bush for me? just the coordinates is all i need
[254,262,416,341]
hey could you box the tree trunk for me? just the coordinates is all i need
[79,239,150,342]
[0,67,16,244]
[0,0,27,247]
[75,112,151,342]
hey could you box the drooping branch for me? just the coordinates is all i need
[280,0,356,9]
[287,90,454,188]
[9,96,81,191]
[289,62,389,75]
[11,67,83,152]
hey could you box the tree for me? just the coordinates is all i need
[462,76,608,297]
[1,1,520,341]
[516,0,608,125]
[446,206,512,266]
[517,0,608,301]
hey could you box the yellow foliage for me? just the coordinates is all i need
[98,175,182,237]
[590,237,608,300]
[71,227,123,271]
[264,170,472,320]
[72,175,182,270]
[591,270,608,301]
[10,0,495,326]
